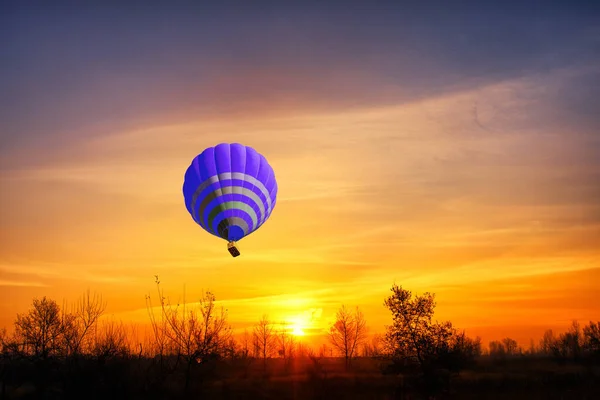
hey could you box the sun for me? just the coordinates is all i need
[291,324,305,336]
[285,308,321,337]
[288,316,308,336]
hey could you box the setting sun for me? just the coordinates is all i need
[1,2,600,398]
[284,309,323,338]
[292,325,306,336]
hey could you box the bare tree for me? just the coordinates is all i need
[93,319,129,359]
[372,333,384,357]
[362,333,384,357]
[307,347,327,380]
[239,329,251,358]
[0,329,6,353]
[73,290,106,354]
[583,321,600,357]
[554,320,583,361]
[539,329,556,356]
[445,330,481,371]
[9,293,105,359]
[276,322,296,371]
[319,343,332,358]
[328,305,368,369]
[295,341,309,359]
[146,276,231,392]
[489,340,506,357]
[234,329,254,377]
[536,321,599,362]
[502,337,519,356]
[61,290,106,356]
[252,330,261,358]
[253,315,275,372]
[146,276,170,362]
[14,297,64,358]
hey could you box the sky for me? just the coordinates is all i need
[1,0,599,348]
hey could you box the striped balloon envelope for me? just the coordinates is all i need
[182,143,278,257]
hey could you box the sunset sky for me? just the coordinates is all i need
[1,0,599,348]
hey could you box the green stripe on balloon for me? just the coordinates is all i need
[190,173,274,222]
[207,201,259,233]
[197,186,266,229]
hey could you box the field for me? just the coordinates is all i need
[3,355,600,399]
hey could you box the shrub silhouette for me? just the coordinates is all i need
[0,281,598,399]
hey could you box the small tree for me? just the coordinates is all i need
[295,341,309,359]
[384,285,442,369]
[554,320,584,361]
[61,290,106,356]
[93,319,129,359]
[328,305,368,369]
[527,339,537,355]
[146,276,231,392]
[276,323,296,371]
[239,329,251,358]
[447,331,481,369]
[73,290,106,354]
[583,321,600,359]
[489,341,506,358]
[539,329,557,356]
[253,315,275,372]
[383,284,478,374]
[502,337,519,356]
[14,297,64,358]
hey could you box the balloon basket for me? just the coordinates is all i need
[228,241,240,257]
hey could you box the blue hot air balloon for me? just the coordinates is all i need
[182,143,278,257]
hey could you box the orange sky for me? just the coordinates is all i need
[2,3,600,350]
[1,64,599,348]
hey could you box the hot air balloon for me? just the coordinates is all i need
[182,143,278,257]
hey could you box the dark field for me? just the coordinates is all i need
[3,290,598,399]
[3,355,600,400]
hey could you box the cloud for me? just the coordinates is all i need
[2,54,600,343]
[3,2,599,168]
[0,280,48,288]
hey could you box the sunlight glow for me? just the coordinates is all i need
[291,325,306,336]
[286,309,322,337]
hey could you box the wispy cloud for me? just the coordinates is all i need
[0,280,48,288]
[1,11,599,346]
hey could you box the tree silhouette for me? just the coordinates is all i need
[93,319,130,360]
[239,328,251,358]
[383,284,479,374]
[583,321,600,358]
[552,320,584,362]
[1,285,600,399]
[146,276,231,392]
[502,337,519,356]
[276,322,296,371]
[361,333,384,357]
[489,340,506,358]
[383,285,443,368]
[145,277,170,363]
[73,290,106,354]
[62,290,106,356]
[14,297,64,358]
[539,329,556,356]
[328,305,367,369]
[253,315,275,373]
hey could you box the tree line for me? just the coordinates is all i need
[1,279,599,398]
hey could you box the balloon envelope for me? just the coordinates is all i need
[182,143,278,242]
